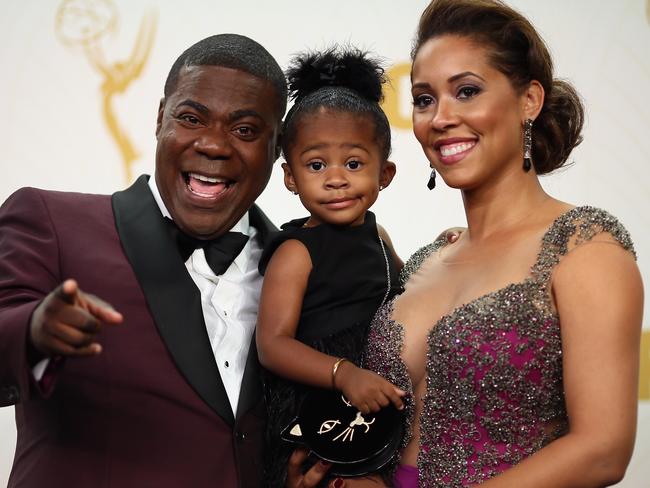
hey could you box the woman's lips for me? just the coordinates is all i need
[435,139,477,165]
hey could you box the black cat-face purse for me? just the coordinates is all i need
[281,388,403,476]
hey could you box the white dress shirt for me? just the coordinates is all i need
[148,176,264,415]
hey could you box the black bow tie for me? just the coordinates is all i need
[165,219,249,276]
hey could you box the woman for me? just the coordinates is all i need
[359,0,644,487]
[288,1,643,487]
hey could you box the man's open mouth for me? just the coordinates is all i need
[183,172,232,198]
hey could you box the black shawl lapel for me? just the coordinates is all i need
[235,336,262,421]
[112,175,235,425]
[235,204,277,420]
[248,204,277,248]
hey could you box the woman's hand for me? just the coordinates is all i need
[285,449,388,488]
[285,448,331,488]
[328,476,387,487]
[335,361,405,413]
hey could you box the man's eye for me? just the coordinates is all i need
[179,114,200,125]
[235,126,255,137]
[308,161,325,171]
[346,160,362,170]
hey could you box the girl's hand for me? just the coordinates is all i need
[335,362,405,414]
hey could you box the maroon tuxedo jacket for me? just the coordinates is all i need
[0,176,274,487]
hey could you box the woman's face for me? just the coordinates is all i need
[411,35,529,190]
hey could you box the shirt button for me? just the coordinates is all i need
[224,361,229,368]
[1,385,19,404]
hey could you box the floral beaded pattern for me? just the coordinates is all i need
[364,299,412,440]
[363,234,450,476]
[364,207,635,487]
[399,233,449,286]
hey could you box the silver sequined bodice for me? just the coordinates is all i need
[363,206,636,487]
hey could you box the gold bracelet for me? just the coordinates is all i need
[331,357,349,389]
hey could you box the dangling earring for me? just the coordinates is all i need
[523,118,533,172]
[427,168,436,190]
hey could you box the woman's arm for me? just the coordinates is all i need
[256,239,404,412]
[477,240,643,487]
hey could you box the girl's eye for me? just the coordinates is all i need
[308,161,325,171]
[346,160,362,170]
[413,94,435,108]
[457,86,481,99]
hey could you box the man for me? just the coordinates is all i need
[0,33,305,487]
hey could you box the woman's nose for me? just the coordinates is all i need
[430,97,459,131]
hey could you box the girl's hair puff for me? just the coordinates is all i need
[282,47,392,160]
[412,0,584,174]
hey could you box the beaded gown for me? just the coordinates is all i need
[258,211,402,487]
[363,206,636,487]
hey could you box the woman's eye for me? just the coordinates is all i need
[458,86,480,99]
[413,94,434,108]
[346,160,362,170]
[308,161,325,171]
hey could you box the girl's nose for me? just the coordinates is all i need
[324,167,349,189]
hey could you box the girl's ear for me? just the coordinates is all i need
[282,163,298,194]
[379,161,397,189]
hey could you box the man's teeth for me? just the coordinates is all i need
[440,142,476,157]
[188,172,225,184]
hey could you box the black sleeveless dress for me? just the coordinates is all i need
[259,211,401,487]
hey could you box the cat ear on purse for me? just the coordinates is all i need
[281,388,403,476]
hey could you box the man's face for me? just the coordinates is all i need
[155,65,281,239]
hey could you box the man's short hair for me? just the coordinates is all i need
[164,34,288,118]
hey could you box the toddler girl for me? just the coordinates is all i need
[256,47,404,486]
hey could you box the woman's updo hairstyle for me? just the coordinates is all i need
[412,0,584,174]
[282,47,392,161]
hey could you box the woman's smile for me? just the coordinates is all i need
[434,138,477,165]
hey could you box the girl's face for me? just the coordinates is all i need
[283,108,395,228]
[411,35,534,190]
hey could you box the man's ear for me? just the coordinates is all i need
[274,129,283,161]
[155,98,165,137]
[522,80,544,121]
[379,161,397,189]
[282,163,297,194]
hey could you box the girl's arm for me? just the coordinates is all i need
[256,239,404,412]
[476,239,643,488]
